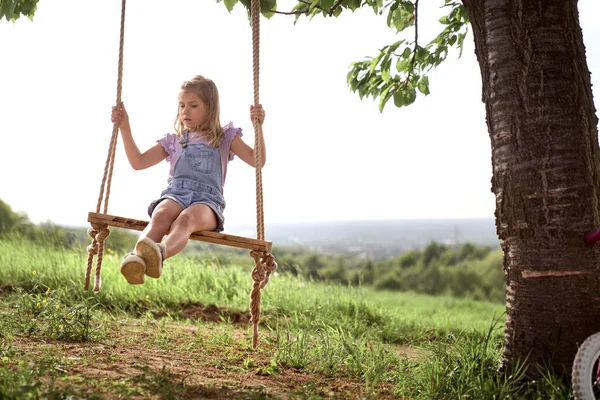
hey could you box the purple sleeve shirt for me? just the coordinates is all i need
[157,122,243,193]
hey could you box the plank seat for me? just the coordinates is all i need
[87,212,272,252]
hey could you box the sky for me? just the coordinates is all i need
[0,0,599,230]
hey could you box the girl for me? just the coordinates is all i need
[111,75,266,285]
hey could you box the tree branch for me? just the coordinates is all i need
[408,0,419,77]
[398,0,419,89]
[269,9,306,15]
[328,0,344,16]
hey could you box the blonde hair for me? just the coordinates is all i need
[174,75,223,148]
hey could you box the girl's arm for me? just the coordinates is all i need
[111,103,168,170]
[230,104,267,168]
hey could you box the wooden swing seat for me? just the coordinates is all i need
[88,212,272,252]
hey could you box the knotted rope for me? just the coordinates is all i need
[85,223,110,292]
[248,0,278,349]
[84,0,127,292]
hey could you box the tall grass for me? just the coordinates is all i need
[0,237,504,340]
[0,236,573,399]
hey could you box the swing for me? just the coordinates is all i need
[84,0,277,348]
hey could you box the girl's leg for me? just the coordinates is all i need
[161,203,217,258]
[122,200,181,284]
[141,199,182,243]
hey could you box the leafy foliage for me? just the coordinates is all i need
[349,1,468,110]
[218,0,470,110]
[0,0,39,22]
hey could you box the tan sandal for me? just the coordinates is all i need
[120,252,146,285]
[136,237,165,279]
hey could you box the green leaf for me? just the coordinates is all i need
[381,57,392,83]
[388,39,404,54]
[393,91,406,108]
[369,52,384,73]
[8,0,17,17]
[393,86,417,108]
[320,0,335,10]
[406,87,417,104]
[378,85,393,112]
[224,0,238,12]
[417,76,430,95]
[415,46,428,63]
[387,2,399,27]
[459,6,469,22]
[357,80,369,99]
[387,4,414,32]
[382,69,391,83]
[457,31,467,56]
[342,0,361,11]
[396,58,409,72]
[261,0,277,18]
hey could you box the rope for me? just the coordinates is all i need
[250,250,278,348]
[84,223,110,292]
[248,0,278,349]
[85,0,127,292]
[251,0,265,241]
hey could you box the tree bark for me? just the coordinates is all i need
[461,0,600,375]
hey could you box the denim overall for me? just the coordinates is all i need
[148,131,226,232]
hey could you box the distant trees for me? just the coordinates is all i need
[0,199,47,241]
[274,241,504,302]
[369,242,503,301]
[0,199,137,253]
[0,199,26,235]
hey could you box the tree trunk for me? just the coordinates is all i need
[461,0,600,375]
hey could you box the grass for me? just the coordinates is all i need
[0,236,574,399]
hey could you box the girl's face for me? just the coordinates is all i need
[178,90,207,130]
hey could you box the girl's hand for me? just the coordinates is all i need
[111,102,129,126]
[250,104,265,125]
